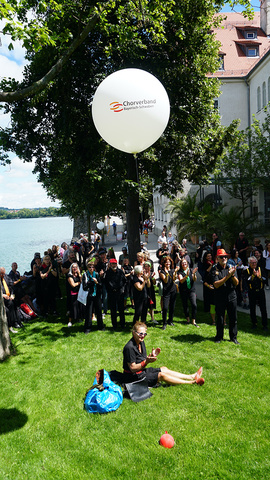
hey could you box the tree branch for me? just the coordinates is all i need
[0,1,113,103]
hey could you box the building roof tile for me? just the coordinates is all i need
[208,12,270,78]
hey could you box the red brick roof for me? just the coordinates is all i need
[209,12,270,78]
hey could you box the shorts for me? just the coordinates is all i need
[141,367,161,387]
[121,367,161,388]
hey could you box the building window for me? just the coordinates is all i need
[214,100,218,109]
[263,82,267,108]
[245,31,257,39]
[257,86,261,111]
[218,54,224,70]
[247,47,258,57]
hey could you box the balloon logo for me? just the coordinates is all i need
[92,69,170,154]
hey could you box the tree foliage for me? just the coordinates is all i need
[0,1,251,218]
[215,107,270,220]
[167,193,263,250]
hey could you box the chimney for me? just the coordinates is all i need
[260,0,270,36]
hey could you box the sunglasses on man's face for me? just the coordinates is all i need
[218,256,227,259]
[136,332,147,337]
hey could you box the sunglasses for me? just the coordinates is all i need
[218,256,227,259]
[136,332,147,337]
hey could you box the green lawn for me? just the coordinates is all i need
[0,294,269,480]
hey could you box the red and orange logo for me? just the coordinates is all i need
[110,101,123,112]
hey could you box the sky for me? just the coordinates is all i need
[0,22,60,209]
[0,1,262,209]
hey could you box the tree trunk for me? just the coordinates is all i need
[126,155,141,265]
[0,289,11,361]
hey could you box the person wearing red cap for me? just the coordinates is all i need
[104,259,126,329]
[212,249,239,344]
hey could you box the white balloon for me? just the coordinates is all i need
[96,221,105,230]
[92,69,170,154]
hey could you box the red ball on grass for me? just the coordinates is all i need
[159,431,175,448]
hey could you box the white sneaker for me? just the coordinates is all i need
[68,321,72,327]
[9,327,18,334]
[266,286,270,290]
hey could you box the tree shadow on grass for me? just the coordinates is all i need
[0,408,28,434]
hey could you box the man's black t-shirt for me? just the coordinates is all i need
[212,263,237,302]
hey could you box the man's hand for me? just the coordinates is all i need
[228,266,236,277]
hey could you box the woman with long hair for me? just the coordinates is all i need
[67,263,83,327]
[132,265,150,325]
[143,261,158,325]
[178,258,198,327]
[159,256,179,330]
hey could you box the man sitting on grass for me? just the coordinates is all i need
[123,321,204,387]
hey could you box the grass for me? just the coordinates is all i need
[0,288,270,480]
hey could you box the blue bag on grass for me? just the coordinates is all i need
[84,369,123,414]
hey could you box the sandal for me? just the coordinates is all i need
[196,377,205,386]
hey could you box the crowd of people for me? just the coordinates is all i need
[1,226,269,343]
[196,232,269,340]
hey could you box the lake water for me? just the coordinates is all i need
[0,216,74,274]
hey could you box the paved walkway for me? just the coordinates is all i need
[102,225,269,319]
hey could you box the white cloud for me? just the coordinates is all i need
[0,156,60,209]
[0,54,26,81]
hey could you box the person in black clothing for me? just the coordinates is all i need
[8,262,36,311]
[96,249,109,315]
[202,252,214,314]
[211,233,220,260]
[104,259,126,329]
[244,256,268,331]
[212,248,239,344]
[159,256,179,330]
[122,322,204,386]
[156,242,170,265]
[0,266,21,330]
[132,265,150,325]
[178,258,199,327]
[254,249,266,274]
[234,232,249,266]
[121,257,133,309]
[66,263,83,328]
[40,255,58,316]
[82,260,104,334]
